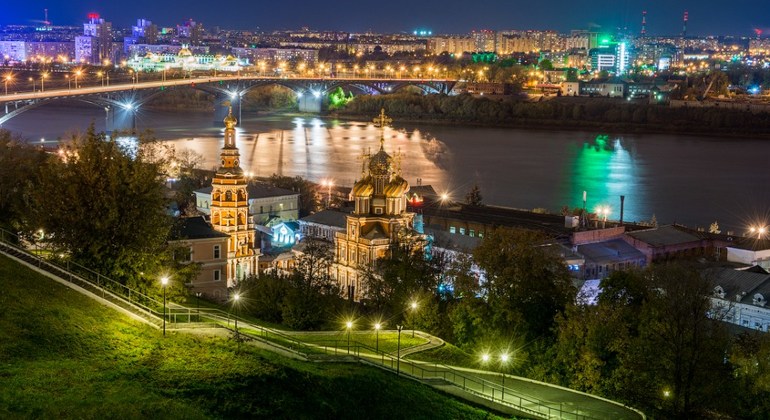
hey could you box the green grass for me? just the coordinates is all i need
[0,255,502,419]
[289,331,429,354]
[406,342,479,368]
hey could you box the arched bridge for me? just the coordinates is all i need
[0,75,457,129]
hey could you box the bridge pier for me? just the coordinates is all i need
[111,107,137,133]
[298,94,324,113]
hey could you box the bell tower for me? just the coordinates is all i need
[209,107,258,285]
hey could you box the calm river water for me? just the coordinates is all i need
[5,104,770,233]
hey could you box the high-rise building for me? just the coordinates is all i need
[472,30,496,52]
[75,13,112,64]
[178,19,204,45]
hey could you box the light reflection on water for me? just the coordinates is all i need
[5,106,770,232]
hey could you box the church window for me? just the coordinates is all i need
[213,245,221,259]
[260,206,263,213]
[460,228,466,235]
[375,208,383,215]
[213,270,221,282]
[449,226,456,234]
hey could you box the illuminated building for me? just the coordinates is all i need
[209,108,259,284]
[231,47,319,65]
[75,13,112,64]
[333,110,419,301]
[126,45,245,72]
[0,40,74,62]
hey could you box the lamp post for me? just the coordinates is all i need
[195,292,202,322]
[3,74,11,95]
[75,70,82,89]
[232,292,240,332]
[97,71,104,87]
[396,325,403,375]
[500,353,509,402]
[66,75,71,90]
[750,226,767,240]
[374,322,381,352]
[345,320,353,354]
[40,73,48,92]
[160,276,169,336]
[410,301,418,338]
[28,77,35,92]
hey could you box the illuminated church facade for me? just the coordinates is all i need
[332,110,418,300]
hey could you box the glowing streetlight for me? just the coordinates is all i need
[74,69,82,89]
[750,226,767,240]
[374,322,382,352]
[500,353,510,401]
[396,325,403,375]
[410,301,418,338]
[345,320,354,354]
[232,292,241,331]
[40,73,48,92]
[481,353,490,363]
[28,77,35,92]
[3,74,11,95]
[160,276,169,336]
[596,205,611,229]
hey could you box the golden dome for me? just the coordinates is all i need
[384,175,409,198]
[178,47,192,57]
[224,107,237,129]
[368,148,392,176]
[352,176,374,197]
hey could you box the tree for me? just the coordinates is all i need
[0,130,47,232]
[281,239,342,329]
[464,184,483,207]
[30,127,172,283]
[538,59,554,71]
[237,273,289,323]
[472,227,575,340]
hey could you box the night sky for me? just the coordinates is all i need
[2,0,770,36]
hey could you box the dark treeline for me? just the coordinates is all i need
[336,93,770,138]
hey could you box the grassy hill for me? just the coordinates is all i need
[0,254,500,419]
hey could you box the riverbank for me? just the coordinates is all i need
[332,94,770,140]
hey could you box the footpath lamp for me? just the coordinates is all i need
[160,276,169,336]
[750,225,767,240]
[374,322,381,352]
[499,353,510,402]
[410,301,418,338]
[40,73,48,92]
[396,325,403,375]
[3,74,11,95]
[345,320,353,354]
[232,292,240,332]
[28,77,36,92]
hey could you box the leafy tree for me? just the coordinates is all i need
[237,273,289,323]
[538,59,554,71]
[281,239,342,329]
[0,130,46,232]
[30,127,172,284]
[472,227,575,340]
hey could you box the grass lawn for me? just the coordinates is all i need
[0,255,501,419]
[406,342,480,368]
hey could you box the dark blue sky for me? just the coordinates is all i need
[3,1,769,36]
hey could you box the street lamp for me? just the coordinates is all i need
[374,322,381,352]
[232,292,240,332]
[500,353,509,402]
[410,301,418,338]
[345,320,353,354]
[750,225,767,240]
[396,325,403,375]
[97,71,104,87]
[3,74,11,95]
[65,74,71,90]
[596,205,610,229]
[28,77,35,92]
[40,73,48,92]
[74,70,82,89]
[160,276,169,336]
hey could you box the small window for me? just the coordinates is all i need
[478,232,483,238]
[449,226,456,234]
[213,270,221,282]
[469,229,475,237]
[459,228,466,235]
[213,245,221,259]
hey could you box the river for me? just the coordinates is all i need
[4,104,770,233]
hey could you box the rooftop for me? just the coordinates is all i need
[300,209,350,229]
[625,225,701,247]
[578,238,646,265]
[169,216,229,240]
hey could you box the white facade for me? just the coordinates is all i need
[726,247,770,270]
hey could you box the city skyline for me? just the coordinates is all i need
[3,1,770,36]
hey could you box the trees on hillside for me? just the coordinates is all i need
[29,127,173,284]
[0,130,47,232]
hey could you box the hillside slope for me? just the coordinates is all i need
[0,255,499,419]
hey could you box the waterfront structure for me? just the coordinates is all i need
[333,110,419,301]
[208,108,259,284]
